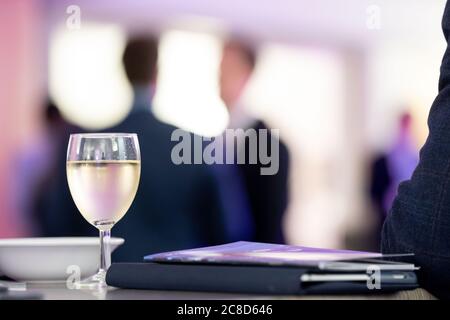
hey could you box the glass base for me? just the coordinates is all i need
[74,270,108,290]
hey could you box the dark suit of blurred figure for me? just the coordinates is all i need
[369,113,418,251]
[42,36,226,261]
[217,40,290,243]
[14,99,74,235]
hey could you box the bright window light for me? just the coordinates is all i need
[153,30,228,137]
[244,45,345,157]
[49,24,132,129]
[243,44,348,248]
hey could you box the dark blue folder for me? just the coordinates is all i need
[106,242,418,294]
[106,262,418,294]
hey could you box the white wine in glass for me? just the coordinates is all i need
[66,133,141,288]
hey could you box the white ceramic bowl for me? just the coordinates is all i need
[0,237,124,282]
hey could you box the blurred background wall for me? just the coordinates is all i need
[0,0,44,236]
[0,0,446,249]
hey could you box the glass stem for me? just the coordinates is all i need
[99,229,111,273]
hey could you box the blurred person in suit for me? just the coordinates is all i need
[216,39,290,243]
[383,113,419,210]
[368,112,418,251]
[42,36,227,261]
[13,99,74,235]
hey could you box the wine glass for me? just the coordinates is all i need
[66,133,141,288]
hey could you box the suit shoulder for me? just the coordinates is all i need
[254,120,289,157]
